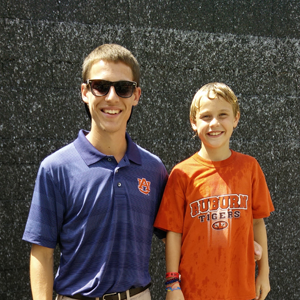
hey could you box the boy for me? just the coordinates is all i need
[23,44,168,300]
[154,82,274,300]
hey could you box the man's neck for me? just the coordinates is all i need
[86,128,127,163]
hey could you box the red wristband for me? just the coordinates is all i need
[166,272,179,279]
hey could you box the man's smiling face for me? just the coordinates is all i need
[81,60,141,136]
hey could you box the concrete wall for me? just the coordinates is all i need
[0,0,299,299]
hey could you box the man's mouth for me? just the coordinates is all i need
[102,109,121,115]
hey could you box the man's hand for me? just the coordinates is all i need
[254,241,262,261]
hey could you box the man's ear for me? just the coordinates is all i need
[81,84,91,120]
[81,83,89,104]
[132,87,141,107]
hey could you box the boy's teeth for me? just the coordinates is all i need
[209,132,221,135]
[104,109,119,114]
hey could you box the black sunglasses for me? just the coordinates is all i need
[86,79,137,98]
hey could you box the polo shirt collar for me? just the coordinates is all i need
[125,132,142,165]
[74,130,141,166]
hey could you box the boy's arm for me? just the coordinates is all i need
[30,244,54,300]
[254,240,262,261]
[165,231,185,300]
[253,218,270,300]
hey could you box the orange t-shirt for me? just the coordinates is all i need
[154,151,274,300]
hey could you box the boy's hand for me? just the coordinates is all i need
[254,241,262,261]
[255,273,270,299]
[166,289,185,300]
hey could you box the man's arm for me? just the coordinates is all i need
[253,218,270,300]
[30,244,55,300]
[165,231,184,300]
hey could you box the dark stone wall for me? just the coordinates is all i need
[0,1,299,299]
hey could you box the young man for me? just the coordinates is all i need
[154,82,274,300]
[23,44,168,300]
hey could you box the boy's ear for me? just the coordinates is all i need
[190,118,197,131]
[233,111,240,128]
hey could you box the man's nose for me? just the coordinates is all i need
[105,86,119,101]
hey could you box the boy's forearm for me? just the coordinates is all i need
[165,231,182,272]
[30,244,54,300]
[253,218,269,275]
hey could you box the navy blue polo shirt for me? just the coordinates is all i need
[23,130,168,297]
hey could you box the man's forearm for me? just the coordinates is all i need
[30,244,54,300]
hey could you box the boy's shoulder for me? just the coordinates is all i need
[173,153,198,167]
[232,150,259,164]
[231,151,265,176]
[169,153,200,177]
[171,151,260,173]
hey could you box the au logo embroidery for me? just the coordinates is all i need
[138,178,151,195]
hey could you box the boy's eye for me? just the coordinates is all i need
[200,115,210,119]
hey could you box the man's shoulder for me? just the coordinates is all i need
[133,144,168,179]
[40,141,77,170]
[136,144,162,162]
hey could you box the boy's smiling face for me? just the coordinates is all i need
[191,95,240,161]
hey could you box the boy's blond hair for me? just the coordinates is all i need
[190,82,240,123]
[82,44,140,86]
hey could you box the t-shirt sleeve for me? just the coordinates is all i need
[154,167,186,233]
[252,160,275,219]
[22,162,64,248]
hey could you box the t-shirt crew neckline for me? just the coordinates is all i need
[192,149,237,168]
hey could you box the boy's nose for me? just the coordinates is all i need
[210,117,220,126]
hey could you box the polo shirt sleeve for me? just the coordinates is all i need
[22,162,64,249]
[153,168,169,239]
[251,159,275,219]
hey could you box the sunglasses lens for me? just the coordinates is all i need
[89,80,136,98]
[91,81,110,96]
[115,82,134,98]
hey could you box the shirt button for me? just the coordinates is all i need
[108,158,112,161]
[118,182,122,187]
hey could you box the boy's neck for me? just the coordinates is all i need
[86,128,127,163]
[198,146,232,162]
